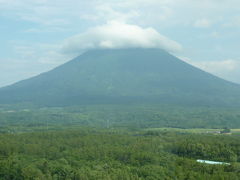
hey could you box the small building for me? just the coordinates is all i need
[197,159,230,165]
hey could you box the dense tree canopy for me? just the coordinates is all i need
[0,128,240,179]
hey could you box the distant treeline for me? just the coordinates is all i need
[0,104,240,129]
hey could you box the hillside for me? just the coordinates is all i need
[0,48,240,106]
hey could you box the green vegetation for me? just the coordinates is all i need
[1,104,240,129]
[221,127,231,134]
[1,103,240,179]
[0,128,240,179]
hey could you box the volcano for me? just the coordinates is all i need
[0,48,240,106]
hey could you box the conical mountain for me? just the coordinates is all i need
[0,48,240,106]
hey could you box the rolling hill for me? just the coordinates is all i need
[0,48,240,106]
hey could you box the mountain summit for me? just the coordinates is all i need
[0,48,240,106]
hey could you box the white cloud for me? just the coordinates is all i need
[11,42,70,65]
[193,59,239,72]
[179,57,240,83]
[193,59,240,84]
[194,19,211,28]
[61,21,182,55]
[1,0,240,30]
[179,57,239,73]
[0,57,54,87]
[94,4,140,22]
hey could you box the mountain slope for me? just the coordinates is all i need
[0,48,240,106]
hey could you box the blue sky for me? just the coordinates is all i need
[0,0,240,87]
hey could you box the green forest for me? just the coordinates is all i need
[1,105,240,179]
[0,127,240,179]
[1,104,240,130]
